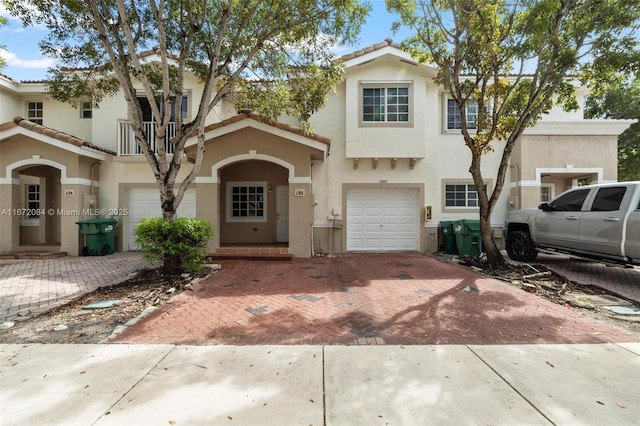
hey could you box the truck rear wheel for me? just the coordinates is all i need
[506,231,538,262]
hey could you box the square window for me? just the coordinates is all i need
[445,183,486,209]
[227,182,267,222]
[446,98,484,131]
[361,85,411,124]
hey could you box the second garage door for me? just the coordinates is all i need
[346,188,419,252]
[128,188,196,250]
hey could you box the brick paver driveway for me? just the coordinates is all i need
[114,254,638,346]
[0,253,154,322]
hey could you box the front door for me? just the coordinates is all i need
[276,185,289,242]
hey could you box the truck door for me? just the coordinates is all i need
[535,188,591,250]
[578,186,628,257]
[625,197,640,262]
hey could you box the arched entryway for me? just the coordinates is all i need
[189,113,330,257]
[219,160,289,245]
[16,165,62,248]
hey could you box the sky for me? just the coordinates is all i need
[0,0,410,82]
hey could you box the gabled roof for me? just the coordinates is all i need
[203,112,331,145]
[340,38,400,61]
[0,117,116,157]
[192,112,330,160]
[339,38,437,75]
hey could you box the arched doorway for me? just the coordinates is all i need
[219,160,289,245]
[16,165,62,247]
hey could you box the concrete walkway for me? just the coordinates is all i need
[2,342,639,425]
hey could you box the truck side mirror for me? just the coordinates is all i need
[539,202,552,211]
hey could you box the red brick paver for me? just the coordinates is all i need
[528,252,640,303]
[114,254,638,346]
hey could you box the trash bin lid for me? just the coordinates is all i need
[463,220,481,231]
[454,219,481,232]
[76,218,118,225]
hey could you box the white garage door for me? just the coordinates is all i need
[128,188,196,250]
[347,188,419,252]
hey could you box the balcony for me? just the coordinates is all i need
[118,121,176,155]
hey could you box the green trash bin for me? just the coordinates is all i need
[440,221,457,254]
[453,219,482,257]
[76,218,118,256]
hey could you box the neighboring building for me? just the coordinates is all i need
[0,40,633,257]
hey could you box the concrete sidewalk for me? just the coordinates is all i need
[1,343,639,425]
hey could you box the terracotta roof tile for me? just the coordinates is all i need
[7,116,116,155]
[340,38,399,61]
[204,112,331,145]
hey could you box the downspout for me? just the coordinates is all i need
[510,163,521,210]
[90,162,101,196]
[310,162,315,256]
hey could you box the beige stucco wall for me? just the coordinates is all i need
[0,135,105,254]
[197,127,318,178]
[518,135,617,181]
[510,134,619,209]
[193,127,321,256]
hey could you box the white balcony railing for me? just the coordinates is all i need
[118,121,176,155]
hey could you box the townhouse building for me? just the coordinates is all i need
[0,40,632,257]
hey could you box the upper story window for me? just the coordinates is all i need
[446,98,481,131]
[80,101,92,119]
[27,102,43,125]
[138,95,188,122]
[360,82,412,127]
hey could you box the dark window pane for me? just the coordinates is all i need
[591,187,626,211]
[551,189,590,212]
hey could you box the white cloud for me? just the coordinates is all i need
[0,4,10,19]
[0,49,54,69]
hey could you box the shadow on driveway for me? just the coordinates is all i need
[113,254,637,345]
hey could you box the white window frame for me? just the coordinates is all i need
[444,97,484,132]
[540,184,554,203]
[27,101,44,125]
[442,180,491,213]
[21,183,41,226]
[226,181,267,223]
[80,101,93,119]
[359,81,413,127]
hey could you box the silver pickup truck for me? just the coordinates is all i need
[504,181,640,265]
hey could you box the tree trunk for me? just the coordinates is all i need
[162,252,181,276]
[480,208,505,269]
[160,189,179,274]
[468,144,507,270]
